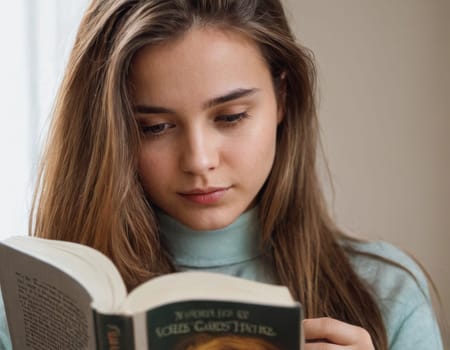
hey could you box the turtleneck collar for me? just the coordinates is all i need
[157,207,263,268]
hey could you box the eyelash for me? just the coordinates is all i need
[140,112,249,136]
[141,123,174,136]
[215,112,249,126]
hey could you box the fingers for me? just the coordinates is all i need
[304,341,343,350]
[303,317,374,350]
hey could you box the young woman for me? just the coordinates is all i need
[0,0,444,349]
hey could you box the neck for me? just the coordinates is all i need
[157,207,264,268]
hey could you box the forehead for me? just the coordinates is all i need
[129,26,271,103]
[132,26,267,72]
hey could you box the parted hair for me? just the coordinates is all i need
[32,1,388,349]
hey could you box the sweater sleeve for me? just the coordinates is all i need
[347,241,443,349]
[389,299,443,349]
[0,289,12,350]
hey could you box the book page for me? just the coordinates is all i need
[0,237,127,349]
[123,271,296,314]
[1,236,127,312]
[0,248,96,350]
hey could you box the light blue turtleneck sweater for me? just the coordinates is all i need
[0,208,444,349]
[158,207,278,283]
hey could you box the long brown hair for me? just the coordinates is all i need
[31,1,388,349]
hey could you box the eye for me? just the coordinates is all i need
[215,112,249,125]
[141,123,175,136]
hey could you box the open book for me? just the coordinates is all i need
[0,236,302,350]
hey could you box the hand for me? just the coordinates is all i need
[303,317,374,349]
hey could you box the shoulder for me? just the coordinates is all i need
[342,240,443,349]
[343,240,429,300]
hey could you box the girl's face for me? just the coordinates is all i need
[131,27,283,230]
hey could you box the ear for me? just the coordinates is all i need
[276,71,287,124]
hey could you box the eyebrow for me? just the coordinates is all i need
[134,88,259,115]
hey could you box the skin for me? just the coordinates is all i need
[303,318,374,349]
[131,26,374,349]
[131,27,282,231]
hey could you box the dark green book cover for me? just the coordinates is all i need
[146,300,301,350]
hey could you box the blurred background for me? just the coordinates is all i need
[1,0,449,329]
[0,0,89,238]
[284,0,450,330]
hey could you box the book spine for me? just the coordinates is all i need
[93,310,135,350]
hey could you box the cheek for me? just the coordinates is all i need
[138,147,172,190]
[253,131,277,174]
[227,122,278,178]
[255,123,278,176]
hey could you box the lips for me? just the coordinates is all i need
[179,187,230,205]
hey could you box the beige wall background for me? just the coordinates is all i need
[282,0,450,325]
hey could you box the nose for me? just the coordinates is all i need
[180,127,219,175]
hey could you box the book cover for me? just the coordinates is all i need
[146,300,301,350]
